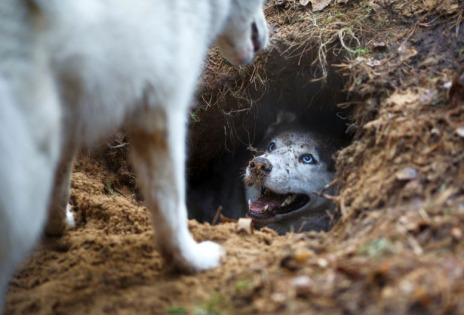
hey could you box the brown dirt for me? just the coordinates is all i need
[5,0,464,314]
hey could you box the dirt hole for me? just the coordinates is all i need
[187,43,352,233]
[6,2,464,314]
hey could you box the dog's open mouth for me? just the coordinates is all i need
[247,187,310,223]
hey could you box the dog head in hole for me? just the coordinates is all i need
[244,111,338,234]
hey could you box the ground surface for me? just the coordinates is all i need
[4,0,464,314]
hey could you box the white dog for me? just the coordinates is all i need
[0,0,268,310]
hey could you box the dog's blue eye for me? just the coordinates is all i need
[300,154,316,165]
[267,142,276,152]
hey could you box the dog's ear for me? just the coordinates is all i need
[264,110,296,139]
[275,110,296,124]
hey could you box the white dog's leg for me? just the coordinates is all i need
[44,142,77,236]
[128,107,224,272]
[0,74,59,310]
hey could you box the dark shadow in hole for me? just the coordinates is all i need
[187,46,353,234]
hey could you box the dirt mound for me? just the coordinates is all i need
[5,0,464,314]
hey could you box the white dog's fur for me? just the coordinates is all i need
[0,0,268,310]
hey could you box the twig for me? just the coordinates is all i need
[106,142,129,149]
[212,205,223,225]
[297,220,309,233]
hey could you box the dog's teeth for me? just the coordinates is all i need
[264,204,269,211]
[248,199,252,208]
[281,195,296,207]
[281,197,290,207]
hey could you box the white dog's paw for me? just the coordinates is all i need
[195,241,225,270]
[45,203,76,236]
[64,204,76,231]
[181,240,225,272]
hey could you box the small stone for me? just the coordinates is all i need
[294,249,312,263]
[317,258,328,268]
[236,218,254,235]
[451,228,462,240]
[292,275,313,296]
[271,292,286,303]
[396,167,418,181]
[431,128,440,135]
[455,127,464,138]
[373,41,387,49]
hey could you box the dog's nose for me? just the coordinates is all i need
[249,157,272,173]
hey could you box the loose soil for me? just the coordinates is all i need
[4,0,464,314]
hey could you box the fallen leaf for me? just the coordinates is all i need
[443,81,452,89]
[274,0,287,7]
[270,292,286,303]
[368,1,384,13]
[385,90,419,108]
[419,89,438,105]
[398,45,418,61]
[309,0,332,11]
[294,249,312,262]
[440,0,459,14]
[366,58,381,67]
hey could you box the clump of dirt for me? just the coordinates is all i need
[4,0,464,314]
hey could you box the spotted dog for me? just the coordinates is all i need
[245,112,337,234]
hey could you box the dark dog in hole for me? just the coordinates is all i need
[244,111,340,234]
[188,110,342,234]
